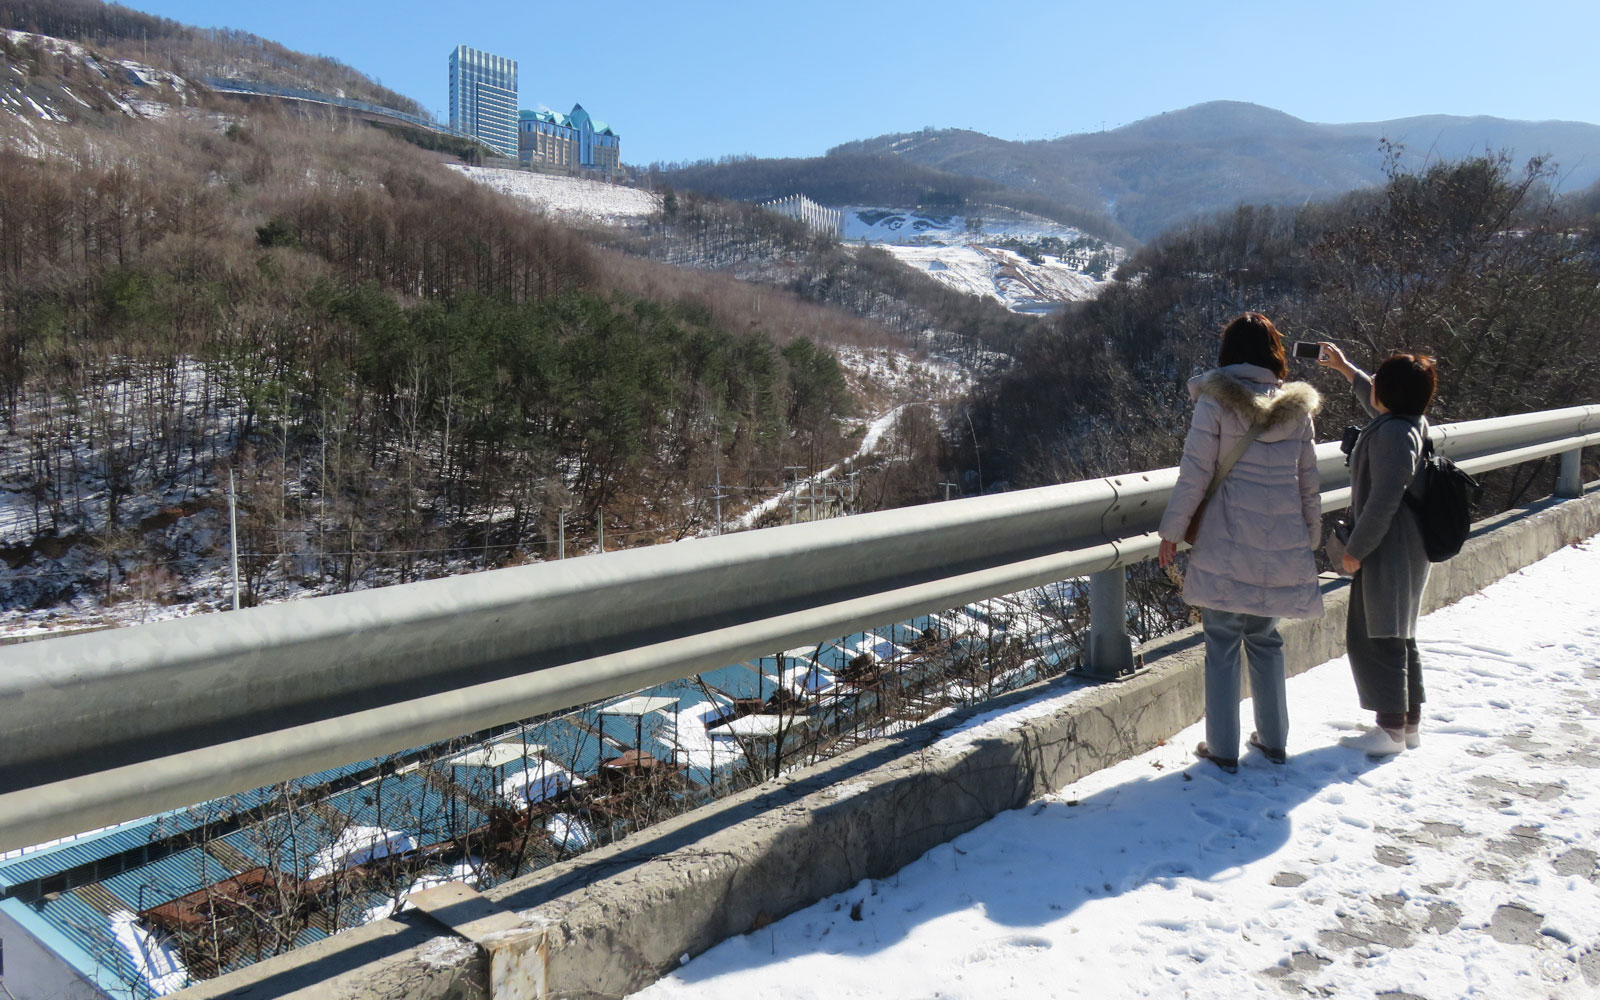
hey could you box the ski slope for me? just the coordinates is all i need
[882,243,1108,313]
[845,206,1123,312]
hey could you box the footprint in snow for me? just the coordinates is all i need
[959,935,1053,966]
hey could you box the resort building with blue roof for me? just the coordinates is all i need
[518,104,621,176]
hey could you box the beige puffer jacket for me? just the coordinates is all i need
[1158,363,1324,619]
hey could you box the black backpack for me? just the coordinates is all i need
[1404,438,1480,562]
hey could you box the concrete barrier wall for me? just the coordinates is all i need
[180,487,1600,1000]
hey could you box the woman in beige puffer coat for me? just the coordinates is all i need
[1157,313,1323,772]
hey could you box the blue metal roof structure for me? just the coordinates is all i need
[98,849,225,910]
[0,599,1014,996]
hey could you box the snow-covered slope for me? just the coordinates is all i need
[444,171,1120,312]
[882,243,1109,314]
[448,165,660,226]
[846,207,1082,245]
[846,206,1125,313]
[1,30,212,156]
[725,347,969,531]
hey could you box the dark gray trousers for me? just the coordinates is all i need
[1346,569,1425,717]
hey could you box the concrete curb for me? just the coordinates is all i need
[180,488,1600,1000]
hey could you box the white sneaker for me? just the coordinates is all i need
[1404,726,1420,750]
[1340,727,1406,756]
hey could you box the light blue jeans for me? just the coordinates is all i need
[1201,608,1289,759]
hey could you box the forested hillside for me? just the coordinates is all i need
[0,101,902,620]
[0,0,423,113]
[949,154,1600,508]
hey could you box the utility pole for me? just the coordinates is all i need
[710,434,726,535]
[784,466,805,524]
[706,468,729,535]
[965,410,983,494]
[706,467,728,536]
[808,473,817,521]
[227,470,240,611]
[940,481,959,501]
[597,507,604,552]
[558,510,566,559]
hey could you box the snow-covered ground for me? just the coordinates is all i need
[843,207,1123,312]
[833,345,969,403]
[845,208,1085,246]
[2,28,96,63]
[448,165,660,225]
[882,243,1108,313]
[445,170,1118,312]
[724,348,967,532]
[0,29,217,160]
[634,538,1600,999]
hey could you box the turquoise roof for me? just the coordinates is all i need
[515,105,617,137]
[521,108,571,127]
[567,104,617,137]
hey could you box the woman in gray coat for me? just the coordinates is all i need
[1318,345,1437,756]
[1158,313,1323,773]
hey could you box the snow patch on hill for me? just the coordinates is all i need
[448,165,660,225]
[845,207,1082,245]
[883,244,1109,313]
[724,348,967,532]
[844,206,1125,313]
[0,29,214,158]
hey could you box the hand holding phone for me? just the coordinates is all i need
[1316,342,1356,379]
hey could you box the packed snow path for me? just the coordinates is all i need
[633,539,1600,999]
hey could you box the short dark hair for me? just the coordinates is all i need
[1373,353,1438,416]
[1217,312,1288,379]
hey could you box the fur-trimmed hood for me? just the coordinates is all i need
[1188,364,1321,430]
[1159,360,1325,619]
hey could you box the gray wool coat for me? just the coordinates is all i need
[1344,369,1431,639]
[1159,363,1324,619]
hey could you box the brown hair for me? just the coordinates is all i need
[1217,312,1288,379]
[1373,353,1438,416]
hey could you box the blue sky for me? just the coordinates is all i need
[128,0,1599,165]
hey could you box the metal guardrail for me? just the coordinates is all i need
[1,404,1596,852]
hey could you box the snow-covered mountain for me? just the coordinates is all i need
[835,101,1600,241]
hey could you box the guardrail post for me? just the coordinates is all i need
[1557,448,1584,498]
[1086,568,1136,679]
